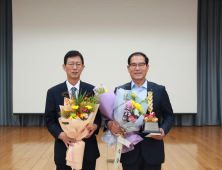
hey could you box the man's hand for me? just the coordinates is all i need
[58,132,75,148]
[85,124,98,138]
[107,121,123,137]
[151,128,165,140]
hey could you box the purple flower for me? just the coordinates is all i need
[124,109,130,116]
[122,116,127,120]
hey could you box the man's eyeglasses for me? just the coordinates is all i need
[129,62,146,69]
[66,62,83,68]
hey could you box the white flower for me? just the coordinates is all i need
[134,109,140,116]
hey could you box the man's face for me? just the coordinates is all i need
[127,55,149,82]
[62,56,85,81]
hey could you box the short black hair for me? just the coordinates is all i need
[64,50,84,65]
[128,52,149,65]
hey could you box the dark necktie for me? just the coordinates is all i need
[71,87,77,99]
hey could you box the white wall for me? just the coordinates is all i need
[13,0,197,113]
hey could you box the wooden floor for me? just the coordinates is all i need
[0,126,221,170]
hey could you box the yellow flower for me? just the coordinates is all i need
[74,116,79,119]
[131,100,136,107]
[69,116,73,120]
[135,103,142,110]
[105,88,109,92]
[65,110,70,112]
[85,105,92,110]
[80,113,84,119]
[71,105,79,109]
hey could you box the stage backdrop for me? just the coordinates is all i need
[13,0,197,114]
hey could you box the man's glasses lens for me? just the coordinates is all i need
[130,63,146,69]
[67,63,82,68]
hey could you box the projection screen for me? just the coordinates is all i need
[13,0,197,114]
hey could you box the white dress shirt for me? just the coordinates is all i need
[66,80,80,99]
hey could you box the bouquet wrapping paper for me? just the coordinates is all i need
[59,99,99,170]
[101,88,148,153]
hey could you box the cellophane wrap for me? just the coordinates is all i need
[59,103,99,169]
[101,88,148,153]
[97,90,116,120]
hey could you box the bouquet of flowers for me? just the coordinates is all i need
[93,84,115,120]
[58,91,99,170]
[122,96,146,124]
[94,85,148,153]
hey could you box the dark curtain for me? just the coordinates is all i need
[0,0,14,125]
[0,0,44,126]
[196,0,222,125]
[175,0,222,126]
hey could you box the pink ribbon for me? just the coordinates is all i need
[71,140,81,170]
[72,143,74,170]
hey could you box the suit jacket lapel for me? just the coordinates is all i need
[147,80,152,92]
[60,81,69,98]
[79,80,86,95]
[123,82,131,90]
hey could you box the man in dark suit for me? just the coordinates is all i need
[44,50,101,170]
[107,52,174,170]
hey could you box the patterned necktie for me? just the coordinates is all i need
[71,87,76,99]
